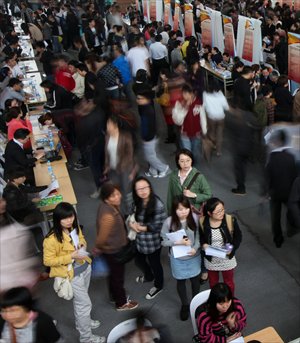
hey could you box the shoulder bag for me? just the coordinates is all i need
[172,100,188,126]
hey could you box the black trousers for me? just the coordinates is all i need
[233,153,249,191]
[270,198,287,243]
[135,248,164,289]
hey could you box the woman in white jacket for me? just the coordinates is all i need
[203,81,229,156]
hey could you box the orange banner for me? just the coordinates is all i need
[150,0,156,21]
[164,0,170,26]
[294,0,300,10]
[173,0,180,31]
[242,19,254,62]
[223,16,235,56]
[184,3,194,37]
[200,11,212,47]
[288,32,300,83]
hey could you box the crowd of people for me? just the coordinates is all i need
[0,0,299,342]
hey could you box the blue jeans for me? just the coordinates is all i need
[180,135,202,168]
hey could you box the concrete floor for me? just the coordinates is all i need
[37,108,300,343]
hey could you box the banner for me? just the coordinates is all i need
[164,0,172,26]
[294,0,300,10]
[149,0,156,21]
[173,0,180,31]
[236,16,262,64]
[135,0,140,12]
[142,0,149,22]
[184,3,194,37]
[242,19,254,62]
[200,10,212,47]
[288,32,300,83]
[223,15,235,56]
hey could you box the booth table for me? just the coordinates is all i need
[19,59,39,73]
[244,326,284,343]
[19,39,35,59]
[22,73,47,104]
[202,62,234,98]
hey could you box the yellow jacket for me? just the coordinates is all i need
[43,228,91,280]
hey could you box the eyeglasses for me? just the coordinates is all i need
[136,186,150,192]
[212,208,225,215]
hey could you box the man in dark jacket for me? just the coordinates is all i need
[233,66,254,111]
[40,80,73,111]
[4,129,44,185]
[84,18,102,55]
[266,130,298,247]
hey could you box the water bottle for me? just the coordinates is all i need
[47,161,52,175]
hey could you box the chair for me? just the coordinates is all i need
[107,318,152,343]
[190,289,211,335]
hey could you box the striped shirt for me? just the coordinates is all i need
[197,298,247,343]
[134,196,167,254]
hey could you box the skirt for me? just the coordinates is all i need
[170,253,201,280]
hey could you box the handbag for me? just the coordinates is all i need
[114,240,136,264]
[185,172,205,216]
[172,100,188,126]
[53,277,73,300]
[126,214,137,241]
[91,255,109,278]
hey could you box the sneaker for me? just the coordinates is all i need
[231,188,246,196]
[145,170,158,178]
[145,287,163,300]
[116,300,139,311]
[90,188,101,199]
[91,320,101,329]
[90,334,106,343]
[135,276,153,283]
[157,165,171,178]
[74,163,89,171]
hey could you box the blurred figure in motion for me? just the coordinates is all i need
[0,198,40,292]
[0,287,62,342]
[116,310,172,343]
[227,107,259,195]
[265,130,298,248]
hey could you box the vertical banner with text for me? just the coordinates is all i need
[294,0,300,10]
[149,0,156,21]
[288,32,300,83]
[173,0,180,31]
[242,19,254,62]
[184,3,194,37]
[164,0,171,26]
[142,0,149,22]
[223,15,236,56]
[200,10,212,47]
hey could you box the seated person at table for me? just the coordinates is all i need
[3,168,43,226]
[196,283,247,343]
[3,128,44,184]
[40,80,73,111]
[6,107,32,149]
[220,53,233,71]
[0,78,28,111]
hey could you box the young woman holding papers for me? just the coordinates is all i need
[161,195,201,321]
[199,198,242,295]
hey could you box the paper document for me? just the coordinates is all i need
[38,180,59,199]
[205,246,228,259]
[165,229,186,242]
[172,245,192,258]
[70,229,79,249]
[230,336,244,343]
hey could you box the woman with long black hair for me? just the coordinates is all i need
[130,176,167,300]
[43,202,105,343]
[161,195,201,321]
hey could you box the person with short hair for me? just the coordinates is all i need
[0,78,26,110]
[196,283,247,343]
[0,287,62,342]
[35,41,55,78]
[40,79,73,110]
[95,183,139,311]
[149,34,169,84]
[54,54,75,92]
[274,75,293,122]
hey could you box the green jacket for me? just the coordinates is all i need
[167,167,212,214]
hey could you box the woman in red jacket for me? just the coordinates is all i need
[6,107,32,149]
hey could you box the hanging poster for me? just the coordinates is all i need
[200,10,212,47]
[135,0,140,12]
[184,3,194,37]
[288,32,300,83]
[164,0,171,25]
[142,0,149,22]
[174,0,180,31]
[223,15,235,56]
[150,0,156,21]
[242,19,254,62]
[294,0,300,10]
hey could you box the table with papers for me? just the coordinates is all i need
[22,73,47,104]
[19,59,39,73]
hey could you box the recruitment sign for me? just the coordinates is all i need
[223,15,235,56]
[200,10,212,47]
[288,32,300,83]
